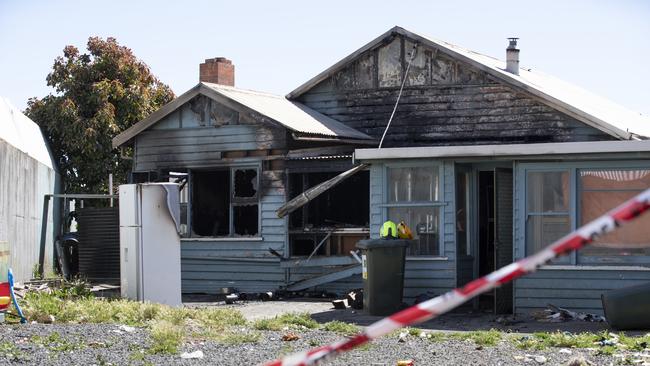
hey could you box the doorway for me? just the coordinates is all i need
[477,171,495,311]
[455,164,513,314]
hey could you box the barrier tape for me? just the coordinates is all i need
[263,188,650,366]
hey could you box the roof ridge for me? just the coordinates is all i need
[201,82,284,99]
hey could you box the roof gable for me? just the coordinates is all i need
[288,26,650,140]
[113,83,372,148]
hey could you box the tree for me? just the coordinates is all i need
[26,37,174,194]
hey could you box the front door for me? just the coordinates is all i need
[456,164,513,314]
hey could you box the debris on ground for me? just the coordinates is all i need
[397,360,414,366]
[398,331,408,343]
[331,289,363,310]
[281,333,300,341]
[225,294,239,304]
[495,315,524,326]
[180,350,205,359]
[565,356,595,366]
[260,291,275,301]
[413,292,435,305]
[531,304,606,323]
[118,324,136,333]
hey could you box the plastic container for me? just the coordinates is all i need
[356,239,412,316]
[601,282,650,330]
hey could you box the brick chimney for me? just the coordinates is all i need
[199,57,235,86]
[506,38,520,75]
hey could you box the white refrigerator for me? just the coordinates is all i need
[119,183,182,306]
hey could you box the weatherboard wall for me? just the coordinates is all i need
[180,167,289,294]
[133,95,286,172]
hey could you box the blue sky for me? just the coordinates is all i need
[1,0,648,115]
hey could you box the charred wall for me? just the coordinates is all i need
[296,35,614,147]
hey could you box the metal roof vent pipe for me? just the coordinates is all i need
[506,37,520,75]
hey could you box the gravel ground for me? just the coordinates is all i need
[0,323,627,366]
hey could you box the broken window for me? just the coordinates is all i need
[190,167,259,237]
[288,170,369,257]
[169,172,189,236]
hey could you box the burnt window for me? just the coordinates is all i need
[288,171,369,229]
[190,167,259,237]
[288,170,370,257]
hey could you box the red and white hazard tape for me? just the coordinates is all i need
[263,188,650,366]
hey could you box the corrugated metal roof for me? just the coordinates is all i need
[425,35,650,139]
[288,26,650,140]
[286,154,352,161]
[0,97,55,169]
[202,83,371,140]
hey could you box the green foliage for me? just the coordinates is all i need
[322,321,359,334]
[512,330,650,352]
[216,330,261,344]
[406,327,422,337]
[25,37,174,194]
[253,312,319,331]
[448,329,502,346]
[0,341,25,361]
[148,320,184,354]
[31,332,85,353]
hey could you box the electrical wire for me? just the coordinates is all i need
[378,42,418,149]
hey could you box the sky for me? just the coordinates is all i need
[1,0,649,116]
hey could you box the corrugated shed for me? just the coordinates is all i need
[202,83,371,140]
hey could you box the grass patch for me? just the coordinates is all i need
[0,341,27,361]
[448,329,502,346]
[512,331,650,352]
[21,286,248,355]
[217,330,262,344]
[148,320,184,354]
[322,321,359,334]
[406,327,423,337]
[31,332,85,353]
[253,312,319,331]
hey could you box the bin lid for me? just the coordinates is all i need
[356,239,413,249]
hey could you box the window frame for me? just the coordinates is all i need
[381,162,445,258]
[524,168,574,264]
[577,167,650,265]
[520,161,650,266]
[185,163,262,239]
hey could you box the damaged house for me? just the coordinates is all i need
[113,27,650,315]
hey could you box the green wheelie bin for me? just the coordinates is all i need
[356,239,412,316]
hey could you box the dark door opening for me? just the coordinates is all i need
[477,170,495,311]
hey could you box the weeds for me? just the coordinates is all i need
[447,329,502,346]
[253,312,319,331]
[31,332,85,353]
[217,330,262,344]
[512,330,650,353]
[148,321,184,354]
[322,321,359,334]
[0,341,26,360]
